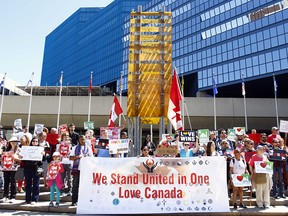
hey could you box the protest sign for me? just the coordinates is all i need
[155,145,178,157]
[13,119,22,133]
[97,149,109,157]
[58,141,70,158]
[77,157,230,214]
[279,120,288,133]
[34,124,44,136]
[0,151,17,171]
[108,139,129,154]
[161,134,174,143]
[179,130,196,142]
[254,161,273,174]
[59,124,68,134]
[233,127,246,135]
[269,149,287,161]
[47,161,62,180]
[227,129,236,141]
[21,146,44,161]
[198,129,209,145]
[100,127,120,139]
[84,121,94,130]
[231,174,251,187]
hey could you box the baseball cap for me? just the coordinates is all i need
[272,126,279,131]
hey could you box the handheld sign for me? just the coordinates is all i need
[279,120,288,133]
[13,119,22,133]
[269,149,287,161]
[47,161,62,180]
[84,121,94,130]
[156,145,178,157]
[227,129,236,141]
[179,130,196,142]
[108,139,129,154]
[254,161,273,174]
[1,151,17,171]
[21,146,44,161]
[59,124,68,134]
[231,174,251,187]
[198,129,209,145]
[233,127,246,135]
[34,124,44,136]
[59,141,70,158]
[100,127,120,139]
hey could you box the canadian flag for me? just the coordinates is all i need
[108,94,123,127]
[167,68,183,131]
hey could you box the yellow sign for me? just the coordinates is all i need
[127,11,172,124]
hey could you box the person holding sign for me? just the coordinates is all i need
[230,149,248,210]
[47,152,64,207]
[0,137,20,203]
[180,141,199,157]
[249,145,271,208]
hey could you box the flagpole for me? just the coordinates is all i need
[213,93,217,131]
[27,72,34,129]
[88,71,93,122]
[0,73,7,125]
[181,75,185,130]
[273,75,279,128]
[119,71,123,127]
[56,71,63,130]
[242,74,248,131]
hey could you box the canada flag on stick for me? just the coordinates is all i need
[108,94,123,127]
[167,68,183,131]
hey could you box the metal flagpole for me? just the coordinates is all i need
[181,75,185,130]
[212,73,218,131]
[88,71,93,122]
[242,74,248,131]
[213,93,216,131]
[27,72,34,129]
[273,74,279,128]
[56,71,63,130]
[0,73,7,125]
[119,71,123,126]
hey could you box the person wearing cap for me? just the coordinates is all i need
[0,136,20,203]
[257,133,272,152]
[47,151,64,208]
[267,127,282,144]
[230,149,248,210]
[249,145,271,208]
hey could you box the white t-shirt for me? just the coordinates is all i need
[230,158,246,174]
[70,144,93,170]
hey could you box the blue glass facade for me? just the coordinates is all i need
[41,0,150,87]
[42,0,288,96]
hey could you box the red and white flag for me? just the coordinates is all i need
[167,68,183,131]
[89,71,93,93]
[108,94,123,127]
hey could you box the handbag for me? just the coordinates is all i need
[253,173,267,184]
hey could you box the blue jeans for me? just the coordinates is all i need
[24,169,40,203]
[50,181,60,203]
[273,166,284,196]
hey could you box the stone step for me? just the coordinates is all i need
[229,197,288,206]
[15,191,72,202]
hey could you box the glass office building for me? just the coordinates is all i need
[42,0,288,97]
[41,0,150,87]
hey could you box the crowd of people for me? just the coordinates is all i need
[0,123,287,211]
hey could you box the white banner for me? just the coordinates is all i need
[77,157,230,214]
[108,139,129,154]
[21,146,44,161]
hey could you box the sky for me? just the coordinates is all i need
[0,0,113,86]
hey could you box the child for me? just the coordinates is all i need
[47,152,63,207]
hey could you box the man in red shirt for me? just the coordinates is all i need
[267,127,282,144]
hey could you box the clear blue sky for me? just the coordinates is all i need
[0,0,113,86]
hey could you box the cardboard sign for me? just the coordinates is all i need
[156,145,178,157]
[47,161,62,180]
[233,127,246,135]
[34,124,44,136]
[227,129,236,141]
[59,124,68,134]
[198,129,209,145]
[179,130,196,142]
[108,139,129,154]
[84,121,94,130]
[269,149,287,161]
[254,161,273,174]
[21,146,44,161]
[100,127,120,139]
[13,119,22,133]
[1,151,17,171]
[59,141,70,158]
[231,174,251,187]
[279,120,288,133]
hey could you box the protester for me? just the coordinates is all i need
[0,134,6,193]
[204,141,219,156]
[251,129,257,134]
[70,135,93,206]
[56,133,72,196]
[215,128,227,151]
[15,135,30,193]
[23,137,45,205]
[47,152,64,207]
[39,132,51,188]
[141,134,156,156]
[249,145,271,208]
[180,141,199,157]
[139,146,150,157]
[230,149,248,210]
[271,138,287,199]
[267,126,282,144]
[0,137,20,203]
[69,123,79,146]
[235,131,245,149]
[257,133,272,152]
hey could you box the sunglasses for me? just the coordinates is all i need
[184,144,190,146]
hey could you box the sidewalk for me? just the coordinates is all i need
[0,200,287,215]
